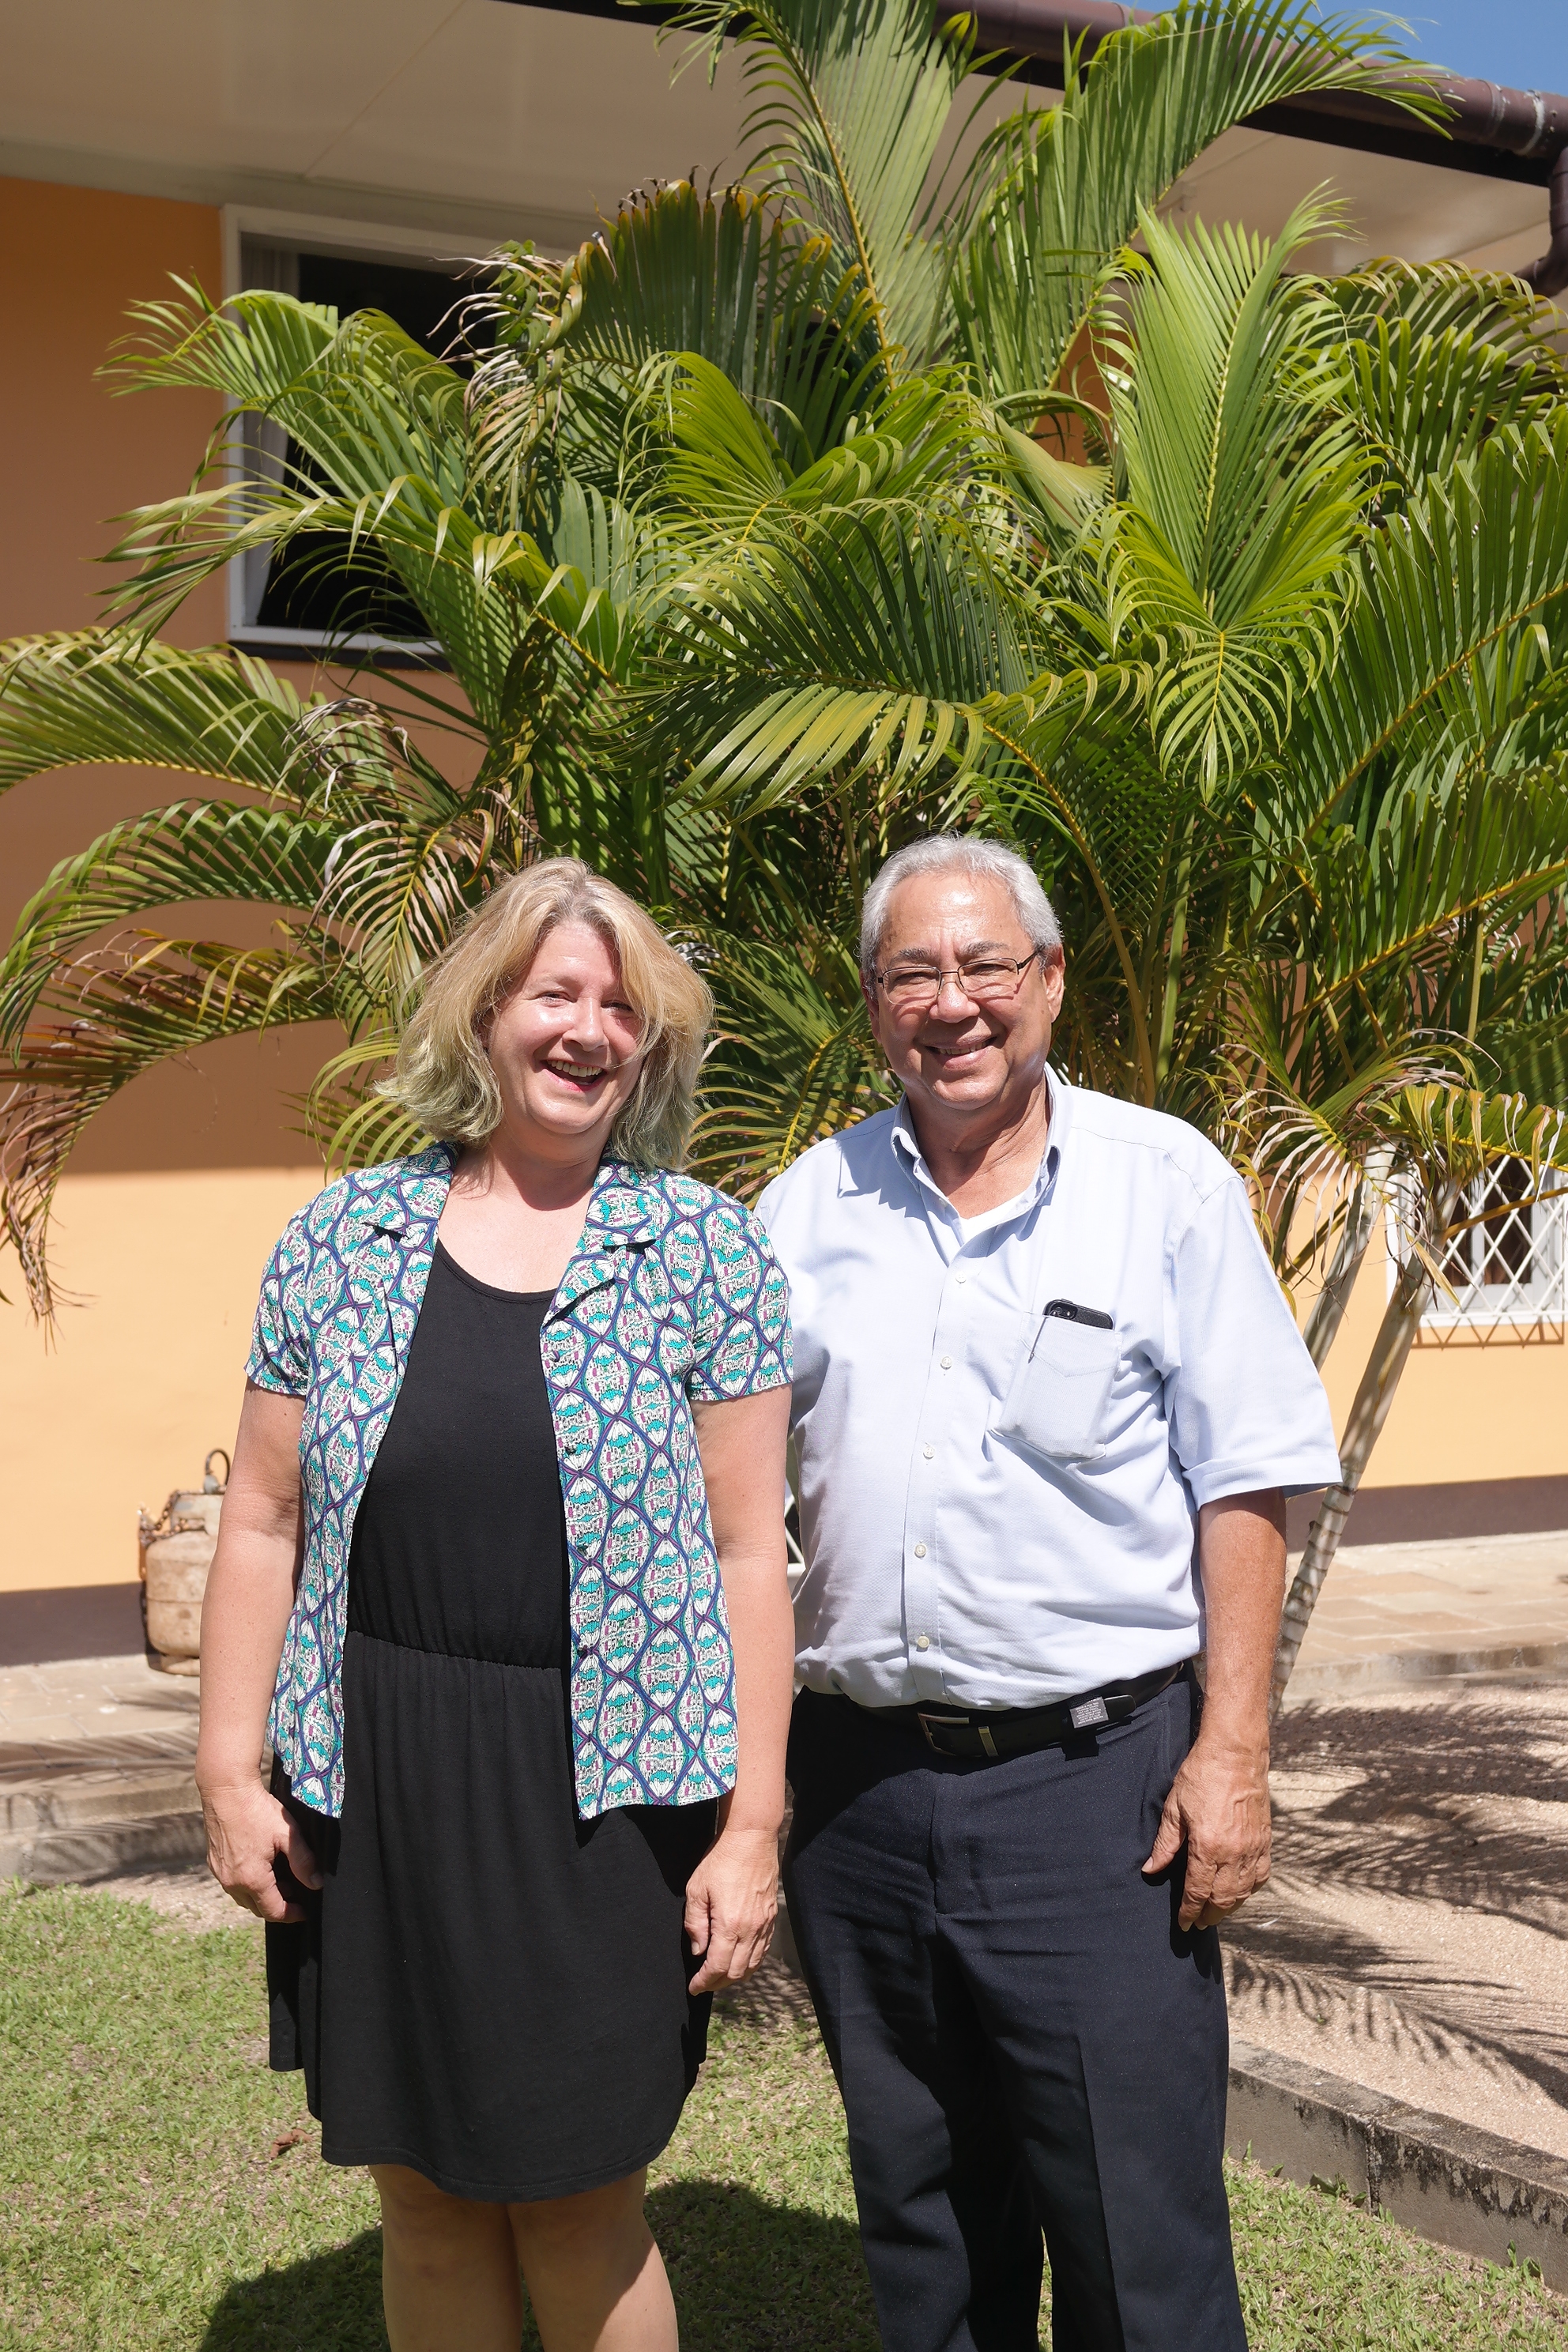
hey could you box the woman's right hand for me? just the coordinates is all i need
[199,1776,322,1923]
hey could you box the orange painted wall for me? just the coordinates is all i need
[0,179,1561,1601]
[1314,1208,1568,1493]
[0,179,331,1593]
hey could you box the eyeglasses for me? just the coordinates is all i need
[873,948,1043,1009]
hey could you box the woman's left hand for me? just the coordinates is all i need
[684,1824,780,1991]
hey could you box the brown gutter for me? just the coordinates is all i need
[508,0,1568,290]
[966,2,1568,295]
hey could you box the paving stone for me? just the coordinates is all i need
[1293,1528,1568,1692]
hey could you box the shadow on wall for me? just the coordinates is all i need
[62,1023,345,1178]
[195,2186,877,2350]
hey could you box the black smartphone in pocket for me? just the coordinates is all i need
[1042,1297,1114,1330]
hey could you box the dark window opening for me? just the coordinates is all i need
[242,247,481,650]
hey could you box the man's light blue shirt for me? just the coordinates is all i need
[756,1074,1342,1710]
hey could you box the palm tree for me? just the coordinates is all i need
[2,0,1566,1704]
[0,0,1438,1303]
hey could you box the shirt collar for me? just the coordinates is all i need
[890,1066,1069,1237]
[346,1146,659,1249]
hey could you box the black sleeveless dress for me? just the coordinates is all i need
[266,1242,716,2202]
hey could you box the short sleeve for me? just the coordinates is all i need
[1167,1178,1342,1506]
[245,1215,312,1400]
[687,1201,793,1403]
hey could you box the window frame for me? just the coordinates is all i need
[220,205,477,664]
[1390,1160,1568,1336]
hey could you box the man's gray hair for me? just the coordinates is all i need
[859,835,1063,975]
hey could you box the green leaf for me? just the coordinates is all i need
[1,937,340,1321]
[0,635,313,797]
[0,803,341,1046]
[661,0,982,365]
[1279,413,1568,846]
[950,0,1442,401]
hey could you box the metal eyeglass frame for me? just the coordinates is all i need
[871,946,1044,1007]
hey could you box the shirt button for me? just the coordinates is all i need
[914,1541,927,1558]
[922,1443,934,1460]
[915,1634,931,1652]
[940,1355,953,1370]
[954,1271,967,1284]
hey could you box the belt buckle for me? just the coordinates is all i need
[916,1711,1001,1759]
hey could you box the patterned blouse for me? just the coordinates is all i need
[246,1145,791,1819]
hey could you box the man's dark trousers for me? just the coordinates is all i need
[782,1677,1246,2352]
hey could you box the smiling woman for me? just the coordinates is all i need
[386,861,712,1185]
[192,859,797,2352]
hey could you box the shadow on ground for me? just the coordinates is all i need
[199,2227,384,2351]
[1223,1675,1568,2117]
[196,2188,875,2351]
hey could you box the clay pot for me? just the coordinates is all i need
[138,1451,228,1676]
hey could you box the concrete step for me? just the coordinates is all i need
[0,1808,207,1885]
[1289,1634,1568,1697]
[1,1758,198,1838]
[0,1723,204,1886]
[1228,2036,1568,2290]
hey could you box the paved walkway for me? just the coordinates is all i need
[5,1527,1565,1746]
[0,1650,198,1749]
[1227,1667,1568,2160]
[1290,1528,1568,1690]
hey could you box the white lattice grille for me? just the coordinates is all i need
[1403,1159,1568,1335]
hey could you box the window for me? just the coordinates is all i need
[1416,1158,1568,1336]
[228,228,477,659]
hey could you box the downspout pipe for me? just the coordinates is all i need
[1521,149,1568,299]
[963,1,1568,292]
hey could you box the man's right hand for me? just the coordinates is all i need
[199,1777,322,1923]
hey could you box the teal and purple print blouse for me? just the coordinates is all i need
[247,1145,791,1820]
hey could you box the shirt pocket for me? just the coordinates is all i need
[993,1311,1119,1465]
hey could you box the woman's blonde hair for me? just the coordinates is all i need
[383,860,712,1170]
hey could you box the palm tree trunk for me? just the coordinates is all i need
[1300,1152,1391,1370]
[1269,1182,1458,1715]
[1153,816,1194,1100]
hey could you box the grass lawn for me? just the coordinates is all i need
[0,1882,1560,2350]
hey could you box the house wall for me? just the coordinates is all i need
[0,168,1562,1635]
[0,178,329,1601]
[1321,1229,1565,1489]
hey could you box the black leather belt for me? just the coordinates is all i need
[863,1664,1184,1761]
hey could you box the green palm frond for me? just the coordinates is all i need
[1,936,341,1317]
[949,1,1440,402]
[1328,258,1568,381]
[688,926,896,1195]
[662,0,986,365]
[0,635,317,797]
[294,1029,431,1178]
[652,499,1093,814]
[1336,308,1564,499]
[1099,194,1366,793]
[0,804,341,1046]
[1276,413,1568,848]
[473,179,884,491]
[113,285,468,498]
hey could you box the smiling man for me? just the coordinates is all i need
[757,835,1341,2352]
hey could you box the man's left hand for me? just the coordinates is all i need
[1141,1732,1271,1932]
